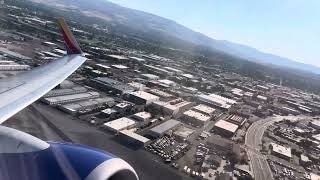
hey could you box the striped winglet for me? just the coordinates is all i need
[57,17,82,55]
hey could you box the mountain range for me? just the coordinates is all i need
[29,0,320,74]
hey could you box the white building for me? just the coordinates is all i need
[132,111,152,122]
[198,93,236,110]
[141,74,160,80]
[164,66,183,74]
[0,64,30,71]
[182,110,211,127]
[311,120,320,130]
[192,104,216,116]
[119,130,150,147]
[42,91,100,105]
[111,65,129,69]
[213,120,239,138]
[127,91,160,105]
[128,82,147,91]
[148,119,180,138]
[151,99,193,117]
[158,79,176,87]
[147,89,174,98]
[103,117,136,132]
[270,142,292,160]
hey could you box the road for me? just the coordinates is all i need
[245,115,302,180]
[4,102,193,180]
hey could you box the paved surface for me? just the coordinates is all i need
[4,102,192,180]
[245,115,303,180]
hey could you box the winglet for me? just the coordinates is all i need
[57,17,83,55]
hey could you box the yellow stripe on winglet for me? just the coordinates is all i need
[58,17,74,43]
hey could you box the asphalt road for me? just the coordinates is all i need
[245,115,303,180]
[4,102,192,180]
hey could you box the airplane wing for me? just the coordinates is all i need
[0,17,86,124]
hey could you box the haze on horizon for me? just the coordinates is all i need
[108,0,320,67]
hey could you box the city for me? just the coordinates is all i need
[0,0,320,180]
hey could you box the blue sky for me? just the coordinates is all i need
[108,0,319,66]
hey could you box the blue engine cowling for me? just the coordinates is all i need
[0,126,139,180]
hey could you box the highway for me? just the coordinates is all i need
[245,115,302,180]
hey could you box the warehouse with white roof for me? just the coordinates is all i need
[103,117,136,133]
[182,110,211,127]
[148,119,181,138]
[212,120,239,138]
[127,91,159,105]
[197,93,237,110]
[270,142,292,160]
[119,130,150,147]
[42,91,100,105]
[192,104,216,116]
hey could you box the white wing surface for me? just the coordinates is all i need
[0,17,86,123]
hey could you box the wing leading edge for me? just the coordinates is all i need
[0,18,86,124]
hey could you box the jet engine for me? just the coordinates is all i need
[0,126,138,180]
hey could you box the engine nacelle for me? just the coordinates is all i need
[0,126,139,180]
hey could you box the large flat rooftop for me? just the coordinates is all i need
[104,117,136,131]
[149,119,180,135]
[214,120,239,133]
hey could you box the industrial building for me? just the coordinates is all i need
[198,93,237,110]
[311,120,320,130]
[143,64,173,76]
[58,97,114,115]
[270,142,292,160]
[151,98,193,117]
[103,117,136,133]
[312,134,320,142]
[90,77,136,95]
[44,86,87,97]
[42,91,100,105]
[278,106,300,115]
[113,102,135,112]
[192,104,216,116]
[225,114,248,126]
[173,126,195,142]
[127,82,147,91]
[148,119,181,138]
[119,130,150,147]
[131,111,152,122]
[212,120,239,138]
[95,64,111,71]
[0,60,30,71]
[42,51,61,58]
[0,47,31,61]
[0,60,15,65]
[0,64,30,71]
[231,88,243,98]
[147,89,174,99]
[310,173,320,180]
[180,86,198,94]
[126,91,159,105]
[181,73,194,79]
[99,108,118,119]
[107,55,129,61]
[256,85,270,91]
[52,49,66,56]
[164,66,183,74]
[129,56,145,63]
[42,41,57,47]
[140,74,160,80]
[111,65,129,69]
[182,110,211,127]
[158,79,176,87]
